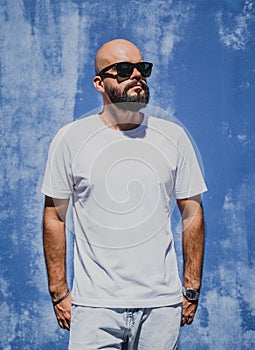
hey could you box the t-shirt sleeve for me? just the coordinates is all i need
[41,125,74,199]
[174,128,207,199]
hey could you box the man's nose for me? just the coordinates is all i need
[130,67,142,80]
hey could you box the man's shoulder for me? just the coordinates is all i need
[147,115,185,137]
[57,114,101,138]
[50,114,102,154]
[66,114,100,130]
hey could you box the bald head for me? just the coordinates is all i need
[94,39,143,74]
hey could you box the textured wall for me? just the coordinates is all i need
[1,0,255,349]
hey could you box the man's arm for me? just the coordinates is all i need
[43,195,71,330]
[177,194,205,326]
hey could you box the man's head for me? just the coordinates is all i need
[93,39,151,111]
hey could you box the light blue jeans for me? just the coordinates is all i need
[69,303,182,350]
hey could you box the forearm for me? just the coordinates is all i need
[182,205,205,290]
[43,208,68,299]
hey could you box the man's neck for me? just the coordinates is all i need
[99,105,144,131]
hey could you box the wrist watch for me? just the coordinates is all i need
[182,286,200,302]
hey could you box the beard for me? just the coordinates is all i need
[104,80,150,112]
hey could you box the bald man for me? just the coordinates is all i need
[42,39,207,349]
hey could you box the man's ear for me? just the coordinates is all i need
[93,75,105,92]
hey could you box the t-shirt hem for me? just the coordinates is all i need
[71,294,183,308]
[41,185,72,199]
[175,186,208,199]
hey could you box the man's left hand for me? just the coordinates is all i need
[181,297,198,326]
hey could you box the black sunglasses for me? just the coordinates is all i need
[97,61,153,78]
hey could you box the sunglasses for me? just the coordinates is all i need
[97,61,153,78]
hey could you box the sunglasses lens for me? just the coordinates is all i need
[117,63,134,78]
[138,62,152,77]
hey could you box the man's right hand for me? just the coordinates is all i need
[53,291,72,331]
[43,195,71,330]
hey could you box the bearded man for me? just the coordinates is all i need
[42,38,207,349]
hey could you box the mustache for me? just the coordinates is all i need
[124,80,148,93]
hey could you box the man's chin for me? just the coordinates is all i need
[114,101,147,112]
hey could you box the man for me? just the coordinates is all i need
[42,38,207,349]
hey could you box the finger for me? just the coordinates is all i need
[181,314,194,326]
[57,312,71,329]
[185,316,193,325]
[58,319,64,329]
[181,314,187,327]
[57,317,70,330]
[62,318,71,331]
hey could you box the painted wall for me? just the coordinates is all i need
[1,0,254,349]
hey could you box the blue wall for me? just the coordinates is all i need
[1,1,254,349]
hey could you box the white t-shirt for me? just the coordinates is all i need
[41,114,207,308]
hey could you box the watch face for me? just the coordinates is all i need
[182,286,199,301]
[186,289,197,300]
